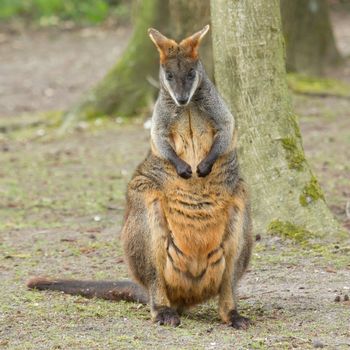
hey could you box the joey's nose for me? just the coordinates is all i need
[177,97,188,105]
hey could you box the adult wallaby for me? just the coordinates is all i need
[27,25,253,329]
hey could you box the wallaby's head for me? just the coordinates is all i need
[148,25,210,106]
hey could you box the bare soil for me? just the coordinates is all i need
[0,24,130,117]
[0,10,350,350]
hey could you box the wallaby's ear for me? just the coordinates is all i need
[148,28,178,63]
[179,25,210,60]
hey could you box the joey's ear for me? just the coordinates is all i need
[148,28,178,63]
[179,25,210,60]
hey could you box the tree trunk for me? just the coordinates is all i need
[281,0,341,76]
[62,0,211,130]
[210,0,341,237]
[61,0,168,131]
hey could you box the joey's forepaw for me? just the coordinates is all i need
[228,310,250,330]
[176,163,192,179]
[197,161,213,177]
[155,307,181,327]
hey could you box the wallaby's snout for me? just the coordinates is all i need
[177,96,189,106]
[148,26,209,107]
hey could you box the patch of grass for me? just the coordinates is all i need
[287,73,350,98]
[0,115,136,231]
[0,0,130,25]
[299,175,325,207]
[267,220,315,243]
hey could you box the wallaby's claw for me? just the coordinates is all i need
[228,310,250,330]
[197,160,212,177]
[176,163,192,179]
[155,307,181,327]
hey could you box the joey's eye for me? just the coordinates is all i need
[187,69,196,80]
[166,71,174,81]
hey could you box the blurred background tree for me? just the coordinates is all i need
[281,0,341,76]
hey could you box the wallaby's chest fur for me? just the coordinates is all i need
[170,107,214,170]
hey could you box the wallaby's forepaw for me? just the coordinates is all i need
[154,307,181,327]
[197,160,213,177]
[228,310,250,330]
[176,162,192,179]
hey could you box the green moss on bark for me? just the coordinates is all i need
[268,220,315,243]
[299,176,325,206]
[288,114,302,138]
[281,137,305,170]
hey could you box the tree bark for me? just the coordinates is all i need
[281,0,341,76]
[62,0,211,130]
[210,0,341,237]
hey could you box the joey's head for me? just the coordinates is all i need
[148,25,210,106]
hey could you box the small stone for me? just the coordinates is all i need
[344,294,349,301]
[312,339,325,348]
[36,129,46,137]
[44,88,54,97]
[77,121,89,130]
[334,295,341,302]
[94,118,103,126]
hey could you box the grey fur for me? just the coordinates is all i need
[151,59,235,178]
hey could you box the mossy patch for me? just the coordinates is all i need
[287,73,350,97]
[299,176,325,207]
[288,114,302,138]
[267,220,315,243]
[281,137,305,170]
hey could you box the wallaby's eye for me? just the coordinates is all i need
[166,71,174,81]
[187,69,196,80]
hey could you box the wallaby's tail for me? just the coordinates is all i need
[27,277,148,304]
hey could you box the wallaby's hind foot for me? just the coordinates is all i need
[228,310,250,330]
[153,306,181,327]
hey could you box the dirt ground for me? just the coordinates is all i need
[0,24,131,117]
[0,10,350,350]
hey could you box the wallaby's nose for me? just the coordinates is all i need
[177,97,188,105]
